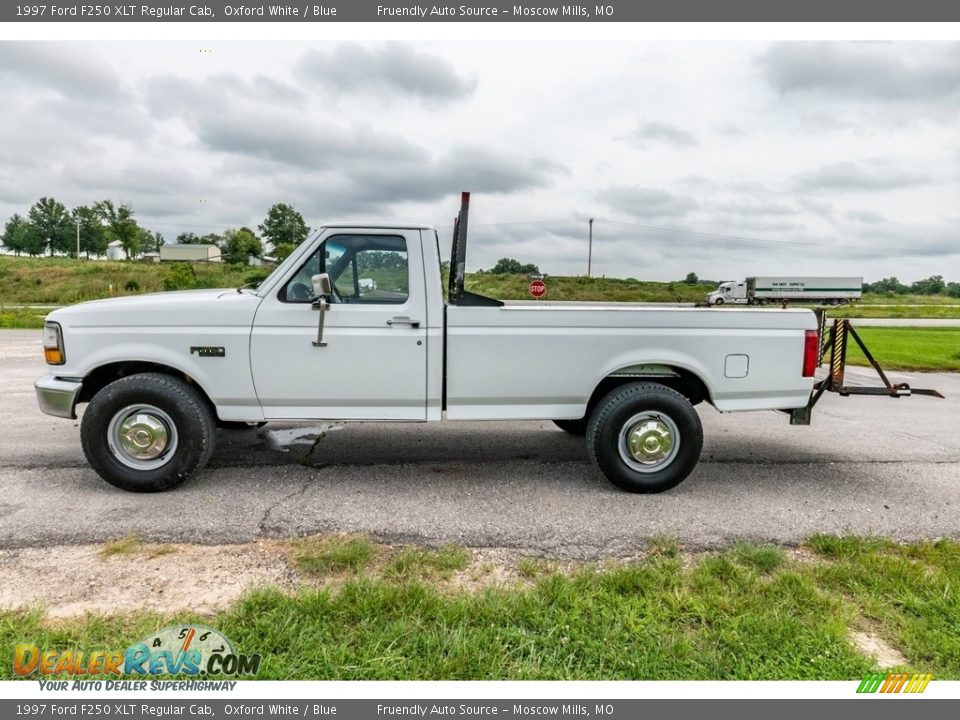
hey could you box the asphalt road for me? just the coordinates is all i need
[2,329,958,557]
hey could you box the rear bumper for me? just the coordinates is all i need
[35,374,82,419]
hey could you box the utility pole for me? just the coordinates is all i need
[587,218,594,278]
[76,220,81,259]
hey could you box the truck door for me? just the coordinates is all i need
[249,229,428,420]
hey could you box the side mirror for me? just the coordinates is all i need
[311,273,332,299]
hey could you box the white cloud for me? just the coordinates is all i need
[0,41,957,284]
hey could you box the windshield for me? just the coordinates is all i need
[250,232,318,295]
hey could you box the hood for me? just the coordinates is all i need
[47,289,263,328]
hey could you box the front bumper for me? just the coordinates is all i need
[35,374,83,419]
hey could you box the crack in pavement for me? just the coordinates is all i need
[257,472,320,536]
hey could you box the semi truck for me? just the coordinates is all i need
[706,277,863,306]
[34,194,935,495]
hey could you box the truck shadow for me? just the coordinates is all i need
[207,420,849,471]
[209,421,589,468]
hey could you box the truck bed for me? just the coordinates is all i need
[445,303,818,419]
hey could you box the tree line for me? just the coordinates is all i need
[863,276,960,297]
[1,198,312,265]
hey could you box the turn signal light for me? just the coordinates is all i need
[802,329,819,378]
[42,321,65,365]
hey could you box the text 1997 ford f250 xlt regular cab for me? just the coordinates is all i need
[36,193,825,494]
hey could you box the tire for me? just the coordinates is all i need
[586,382,703,493]
[80,373,216,492]
[714,297,724,306]
[553,418,587,436]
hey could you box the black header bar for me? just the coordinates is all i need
[4,0,960,23]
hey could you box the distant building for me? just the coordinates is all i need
[248,255,276,267]
[159,244,222,263]
[106,240,125,261]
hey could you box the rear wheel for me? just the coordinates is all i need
[586,382,702,493]
[80,373,216,492]
[553,418,587,436]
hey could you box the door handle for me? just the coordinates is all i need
[387,316,420,328]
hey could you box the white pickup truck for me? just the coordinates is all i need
[36,194,821,494]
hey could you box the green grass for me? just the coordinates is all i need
[4,537,960,681]
[289,535,377,575]
[98,534,144,558]
[832,305,960,319]
[0,255,255,305]
[859,293,960,306]
[807,536,960,676]
[841,327,960,372]
[0,306,47,329]
[516,557,559,579]
[383,545,472,581]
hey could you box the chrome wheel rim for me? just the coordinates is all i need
[617,412,680,473]
[107,404,178,470]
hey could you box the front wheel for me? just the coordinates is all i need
[80,373,216,492]
[714,297,724,306]
[586,382,703,493]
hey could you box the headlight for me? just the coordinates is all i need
[43,322,65,365]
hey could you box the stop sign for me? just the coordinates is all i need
[529,279,546,298]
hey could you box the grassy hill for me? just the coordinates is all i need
[0,255,258,305]
[1,255,957,322]
[465,272,710,303]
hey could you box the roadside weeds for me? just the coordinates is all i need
[1,534,957,679]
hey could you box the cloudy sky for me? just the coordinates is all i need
[0,41,958,282]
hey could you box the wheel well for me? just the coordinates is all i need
[585,368,710,419]
[78,362,216,415]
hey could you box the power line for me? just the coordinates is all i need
[437,219,587,230]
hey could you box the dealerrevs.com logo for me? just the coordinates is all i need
[14,625,261,678]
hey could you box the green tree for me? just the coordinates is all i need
[223,227,262,265]
[946,282,960,298]
[867,276,909,294]
[71,205,108,258]
[258,203,310,256]
[490,257,540,275]
[176,232,201,244]
[272,242,295,262]
[909,275,945,295]
[200,232,225,249]
[136,227,164,255]
[1,214,32,256]
[27,197,73,256]
[95,201,142,259]
[684,272,699,284]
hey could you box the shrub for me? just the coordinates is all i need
[244,269,270,286]
[162,263,197,291]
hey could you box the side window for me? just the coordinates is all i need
[353,247,409,303]
[281,235,408,304]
